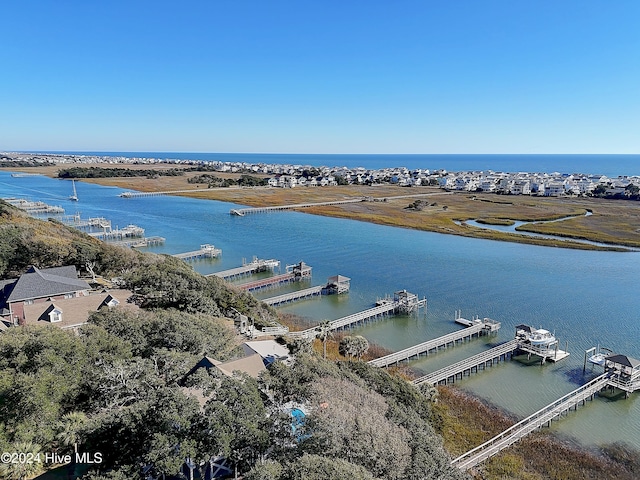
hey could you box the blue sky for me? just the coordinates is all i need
[1,1,638,153]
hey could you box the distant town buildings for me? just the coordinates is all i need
[2,151,639,198]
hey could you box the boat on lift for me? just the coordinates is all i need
[587,345,614,366]
[69,180,78,201]
[528,328,556,347]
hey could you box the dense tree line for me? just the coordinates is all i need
[57,167,185,179]
[589,183,640,200]
[188,174,268,188]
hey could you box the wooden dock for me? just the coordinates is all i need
[118,189,204,198]
[236,261,312,292]
[230,198,364,216]
[209,257,281,280]
[110,236,166,248]
[289,290,426,340]
[263,275,351,306]
[88,224,145,241]
[413,339,519,385]
[451,373,610,470]
[263,286,323,305]
[367,319,500,368]
[173,244,222,260]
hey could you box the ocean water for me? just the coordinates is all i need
[1,166,639,451]
[28,151,640,178]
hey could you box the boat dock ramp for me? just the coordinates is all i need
[209,257,281,280]
[236,262,312,292]
[263,275,351,306]
[173,244,222,261]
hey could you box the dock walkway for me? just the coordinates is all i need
[451,373,610,471]
[289,302,399,340]
[263,274,351,306]
[230,198,364,216]
[289,293,426,340]
[210,258,280,280]
[263,286,324,306]
[413,340,519,385]
[173,244,222,260]
[368,319,500,368]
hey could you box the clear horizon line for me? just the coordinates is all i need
[4,150,640,156]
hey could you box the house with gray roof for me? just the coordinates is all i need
[0,265,91,326]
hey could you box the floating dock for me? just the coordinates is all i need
[236,262,312,292]
[289,290,426,340]
[263,275,351,306]
[209,257,281,280]
[173,244,222,261]
[368,318,500,368]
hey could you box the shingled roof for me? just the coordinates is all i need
[6,266,90,303]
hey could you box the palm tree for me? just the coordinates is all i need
[0,442,43,480]
[57,411,88,455]
[315,320,333,359]
[56,411,88,479]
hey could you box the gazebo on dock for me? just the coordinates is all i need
[604,354,640,396]
[323,275,351,294]
[605,354,640,379]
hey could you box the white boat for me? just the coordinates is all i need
[587,346,613,366]
[69,180,78,201]
[528,328,555,347]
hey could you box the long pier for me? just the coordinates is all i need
[289,291,426,340]
[413,339,519,385]
[263,286,323,305]
[451,373,611,471]
[289,302,399,340]
[230,198,364,216]
[235,262,312,292]
[110,236,166,248]
[119,189,204,198]
[209,258,281,280]
[173,244,222,260]
[263,275,351,306]
[368,319,501,368]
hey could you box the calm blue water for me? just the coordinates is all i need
[1,169,639,450]
[28,151,640,178]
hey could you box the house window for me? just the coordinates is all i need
[49,310,63,323]
[64,293,75,299]
[25,299,34,305]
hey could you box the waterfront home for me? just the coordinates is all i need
[0,266,91,326]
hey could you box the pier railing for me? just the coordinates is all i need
[413,339,519,385]
[289,302,399,340]
[368,322,490,368]
[451,373,610,470]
